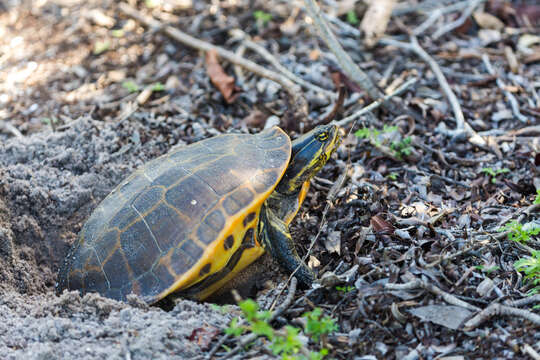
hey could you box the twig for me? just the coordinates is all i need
[118,3,309,121]
[335,77,418,127]
[412,0,471,36]
[463,303,540,330]
[482,54,529,123]
[230,29,336,99]
[0,120,23,138]
[432,0,484,39]
[522,344,540,360]
[504,294,540,308]
[379,36,486,146]
[385,278,481,311]
[303,0,389,108]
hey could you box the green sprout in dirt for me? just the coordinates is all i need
[254,10,273,27]
[534,189,540,205]
[390,137,413,159]
[499,220,540,244]
[475,265,500,274]
[335,285,355,293]
[355,125,412,160]
[93,40,110,55]
[346,10,359,25]
[122,81,140,93]
[387,172,398,181]
[514,250,540,296]
[481,167,510,184]
[151,82,165,92]
[225,299,337,359]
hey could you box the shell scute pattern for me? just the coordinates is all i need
[59,127,292,302]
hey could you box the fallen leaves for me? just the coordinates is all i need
[205,49,240,104]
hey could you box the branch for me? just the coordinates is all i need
[303,0,389,108]
[379,36,487,147]
[463,303,540,330]
[118,3,309,123]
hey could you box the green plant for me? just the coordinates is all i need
[499,220,540,243]
[481,167,510,184]
[225,299,337,359]
[475,265,500,274]
[514,250,540,295]
[303,308,339,342]
[355,125,398,146]
[122,81,139,93]
[387,172,398,181]
[346,11,359,25]
[151,82,165,92]
[390,137,412,159]
[93,40,110,55]
[335,285,355,293]
[534,189,540,205]
[254,10,273,27]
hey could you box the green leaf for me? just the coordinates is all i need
[151,82,165,92]
[253,10,272,26]
[239,299,259,321]
[122,81,139,93]
[303,308,338,341]
[534,189,540,205]
[251,320,274,340]
[93,40,110,55]
[354,127,372,139]
[225,317,244,337]
[346,11,359,25]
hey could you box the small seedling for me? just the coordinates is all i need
[303,308,339,342]
[534,189,540,205]
[253,10,273,27]
[122,81,139,93]
[151,82,165,92]
[390,137,413,159]
[111,29,125,38]
[346,11,359,25]
[499,220,540,243]
[335,285,355,293]
[514,250,540,295]
[387,172,398,181]
[93,40,110,55]
[481,167,510,184]
[355,125,399,148]
[475,265,500,274]
[224,299,337,359]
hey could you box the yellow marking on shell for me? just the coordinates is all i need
[156,200,264,300]
[154,127,292,302]
[194,232,265,301]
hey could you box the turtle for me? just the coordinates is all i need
[56,124,341,304]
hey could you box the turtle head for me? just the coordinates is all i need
[276,124,341,195]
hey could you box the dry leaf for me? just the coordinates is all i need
[473,11,505,30]
[360,0,397,47]
[205,49,239,104]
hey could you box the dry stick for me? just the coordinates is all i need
[385,278,481,311]
[504,294,540,308]
[335,77,418,127]
[463,303,540,330]
[230,29,337,99]
[118,3,309,120]
[379,36,486,146]
[220,278,298,360]
[482,54,529,123]
[412,0,471,36]
[0,120,23,138]
[432,0,485,39]
[523,344,540,360]
[303,0,389,109]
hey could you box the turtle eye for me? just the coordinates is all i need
[316,131,329,142]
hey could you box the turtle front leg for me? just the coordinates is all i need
[258,204,314,287]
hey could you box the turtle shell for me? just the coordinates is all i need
[56,127,292,303]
